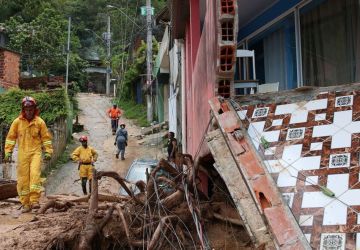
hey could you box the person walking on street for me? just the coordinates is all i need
[114,123,128,160]
[71,136,98,195]
[107,104,122,135]
[167,131,177,162]
[4,96,53,213]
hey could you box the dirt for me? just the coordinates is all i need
[0,93,166,249]
[0,93,252,250]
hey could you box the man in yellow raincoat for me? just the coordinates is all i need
[4,96,53,213]
[71,136,98,195]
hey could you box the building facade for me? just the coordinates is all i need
[0,47,21,92]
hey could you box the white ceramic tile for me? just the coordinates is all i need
[264,147,276,155]
[328,174,349,195]
[289,110,308,124]
[323,200,348,225]
[237,110,247,120]
[305,176,318,186]
[263,130,280,144]
[252,107,269,118]
[310,142,323,151]
[299,215,313,226]
[248,121,265,149]
[282,144,302,162]
[275,99,327,124]
[248,121,280,150]
[335,95,353,107]
[286,127,305,140]
[272,119,283,126]
[282,193,294,207]
[357,213,360,224]
[264,160,283,173]
[275,103,297,115]
[278,156,321,187]
[302,191,331,208]
[306,99,328,110]
[276,144,320,187]
[304,234,311,243]
[320,233,345,250]
[313,110,357,149]
[315,113,326,121]
[329,153,350,168]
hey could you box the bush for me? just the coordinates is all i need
[115,99,149,127]
[0,88,69,126]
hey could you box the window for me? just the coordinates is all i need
[248,14,297,91]
[300,0,360,86]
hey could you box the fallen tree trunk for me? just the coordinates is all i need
[0,179,17,200]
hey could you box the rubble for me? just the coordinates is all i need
[0,154,252,249]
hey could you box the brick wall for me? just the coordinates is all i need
[0,49,20,89]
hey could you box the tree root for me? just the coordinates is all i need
[38,200,74,214]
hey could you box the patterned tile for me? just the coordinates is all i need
[320,233,345,250]
[236,90,360,249]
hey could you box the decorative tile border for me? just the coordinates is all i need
[335,95,353,107]
[329,153,350,168]
[252,107,269,118]
[286,127,305,141]
[320,233,345,250]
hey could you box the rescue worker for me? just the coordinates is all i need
[114,123,128,160]
[167,131,177,162]
[4,96,53,213]
[71,136,98,195]
[107,104,122,135]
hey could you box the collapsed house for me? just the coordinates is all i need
[203,83,360,249]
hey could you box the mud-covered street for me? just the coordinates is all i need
[46,93,164,196]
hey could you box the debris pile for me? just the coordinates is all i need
[1,154,252,249]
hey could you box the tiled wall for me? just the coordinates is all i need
[236,90,360,249]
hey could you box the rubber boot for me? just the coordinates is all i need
[89,180,92,194]
[81,178,88,195]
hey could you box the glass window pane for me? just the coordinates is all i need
[248,14,297,91]
[300,0,360,86]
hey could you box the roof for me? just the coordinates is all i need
[155,6,170,24]
[0,46,21,55]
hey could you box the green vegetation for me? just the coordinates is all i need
[116,39,159,101]
[0,88,70,126]
[116,99,149,127]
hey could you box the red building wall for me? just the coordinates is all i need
[185,0,218,157]
[0,49,20,89]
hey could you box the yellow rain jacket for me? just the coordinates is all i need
[71,146,98,179]
[5,115,53,206]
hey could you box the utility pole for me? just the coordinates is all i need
[65,16,71,94]
[146,0,153,123]
[106,15,111,96]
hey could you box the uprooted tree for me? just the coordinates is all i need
[27,153,248,249]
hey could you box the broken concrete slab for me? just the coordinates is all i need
[207,129,275,248]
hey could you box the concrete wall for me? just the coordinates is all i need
[0,49,20,89]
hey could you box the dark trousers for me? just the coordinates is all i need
[111,119,118,132]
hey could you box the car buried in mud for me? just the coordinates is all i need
[120,158,158,195]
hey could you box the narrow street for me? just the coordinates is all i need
[46,93,164,195]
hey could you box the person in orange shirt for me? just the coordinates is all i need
[107,104,122,135]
